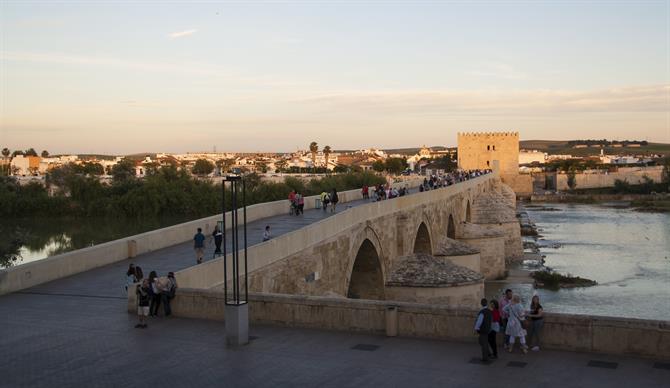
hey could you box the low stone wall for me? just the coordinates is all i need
[456,235,505,280]
[385,282,483,307]
[128,289,670,360]
[0,182,419,296]
[556,166,664,191]
[445,253,480,273]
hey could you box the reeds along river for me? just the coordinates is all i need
[525,203,670,321]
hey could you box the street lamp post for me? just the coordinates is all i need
[222,174,249,346]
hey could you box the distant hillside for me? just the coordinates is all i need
[520,140,670,157]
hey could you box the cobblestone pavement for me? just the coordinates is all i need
[1,184,668,387]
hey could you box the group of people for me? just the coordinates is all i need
[364,184,410,201]
[127,263,178,329]
[319,189,339,213]
[474,289,544,362]
[288,190,306,215]
[420,169,492,192]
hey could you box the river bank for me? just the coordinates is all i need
[529,193,670,212]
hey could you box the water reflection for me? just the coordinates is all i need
[1,216,194,268]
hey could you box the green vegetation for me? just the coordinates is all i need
[532,270,597,290]
[0,168,385,219]
[372,157,409,174]
[191,158,215,176]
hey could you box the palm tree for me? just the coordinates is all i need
[309,141,318,172]
[323,145,332,170]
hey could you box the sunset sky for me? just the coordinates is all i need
[1,1,669,154]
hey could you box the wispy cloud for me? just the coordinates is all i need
[0,50,305,88]
[168,29,197,39]
[296,85,670,115]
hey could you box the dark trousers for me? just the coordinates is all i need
[161,294,172,316]
[214,237,222,254]
[478,333,489,361]
[150,294,161,316]
[488,330,498,356]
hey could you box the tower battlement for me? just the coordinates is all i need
[457,131,520,175]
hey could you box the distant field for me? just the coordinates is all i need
[520,140,670,157]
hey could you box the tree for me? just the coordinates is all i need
[567,168,577,190]
[1,148,9,175]
[24,148,38,157]
[111,158,136,183]
[255,162,268,174]
[309,141,318,171]
[275,159,288,173]
[41,150,49,158]
[192,159,215,176]
[323,145,332,170]
[385,157,408,175]
[12,150,24,157]
[372,160,385,172]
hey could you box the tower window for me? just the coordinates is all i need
[493,145,496,151]
[487,145,490,151]
[487,161,490,166]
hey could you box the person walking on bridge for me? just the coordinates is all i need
[194,228,206,264]
[330,188,339,213]
[474,298,492,362]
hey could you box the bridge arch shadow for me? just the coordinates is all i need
[447,214,456,239]
[465,200,471,223]
[413,222,432,255]
[347,239,385,300]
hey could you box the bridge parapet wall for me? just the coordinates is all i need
[134,289,670,360]
[177,174,498,291]
[0,180,420,296]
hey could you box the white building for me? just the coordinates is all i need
[519,150,547,165]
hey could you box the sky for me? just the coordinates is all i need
[1,0,669,154]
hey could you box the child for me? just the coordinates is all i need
[135,279,151,328]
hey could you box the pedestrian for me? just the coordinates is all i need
[263,225,271,241]
[320,191,330,212]
[135,279,151,328]
[296,192,304,215]
[330,188,339,213]
[474,298,492,362]
[288,190,296,215]
[148,270,161,316]
[125,263,136,292]
[503,294,528,354]
[488,299,501,359]
[527,295,544,351]
[162,272,178,317]
[499,289,513,349]
[212,224,223,255]
[134,265,144,282]
[194,227,206,264]
[362,185,369,200]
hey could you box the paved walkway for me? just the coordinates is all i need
[25,196,376,298]
[2,178,668,386]
[1,291,667,388]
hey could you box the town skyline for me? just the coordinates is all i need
[1,2,669,154]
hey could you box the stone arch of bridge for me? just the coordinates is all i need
[345,226,386,300]
[447,214,456,239]
[413,221,433,255]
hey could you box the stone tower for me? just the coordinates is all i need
[457,132,519,175]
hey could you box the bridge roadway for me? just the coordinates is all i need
[1,185,668,387]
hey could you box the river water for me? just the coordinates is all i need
[521,203,670,321]
[0,216,194,269]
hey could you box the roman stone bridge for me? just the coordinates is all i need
[176,170,522,307]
